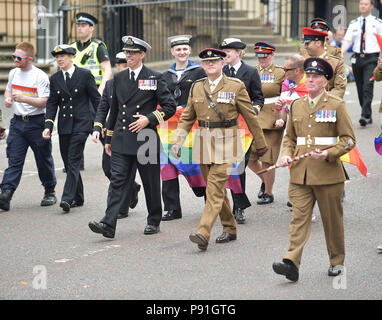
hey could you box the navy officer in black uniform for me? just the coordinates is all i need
[88,36,176,238]
[220,37,264,224]
[92,51,141,219]
[43,45,100,213]
[160,35,206,221]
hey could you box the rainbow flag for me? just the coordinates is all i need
[375,133,382,155]
[157,107,253,194]
[340,145,367,176]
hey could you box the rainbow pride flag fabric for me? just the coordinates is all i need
[340,145,367,176]
[157,107,253,194]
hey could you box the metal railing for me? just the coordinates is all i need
[61,0,230,64]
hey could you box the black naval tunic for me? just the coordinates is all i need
[222,60,264,211]
[161,62,206,211]
[101,65,176,229]
[45,65,100,205]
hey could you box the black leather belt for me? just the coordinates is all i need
[198,119,237,128]
[14,114,44,122]
[355,52,379,58]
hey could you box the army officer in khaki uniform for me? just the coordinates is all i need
[272,57,356,282]
[300,18,342,59]
[247,42,285,205]
[170,48,267,251]
[301,27,347,99]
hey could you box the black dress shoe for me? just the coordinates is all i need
[129,183,141,209]
[328,265,345,277]
[215,232,237,243]
[162,208,182,221]
[359,117,372,126]
[257,193,274,205]
[41,192,57,207]
[117,212,129,219]
[189,232,208,251]
[144,224,160,235]
[272,259,299,282]
[70,200,84,208]
[258,182,265,199]
[88,221,115,238]
[59,201,71,213]
[287,201,292,208]
[234,208,246,224]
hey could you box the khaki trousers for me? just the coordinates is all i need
[283,182,345,269]
[198,163,237,242]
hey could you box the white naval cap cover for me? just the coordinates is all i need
[122,36,152,52]
[168,35,192,47]
[115,51,127,63]
[219,38,246,50]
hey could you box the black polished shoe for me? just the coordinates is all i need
[257,193,274,205]
[0,189,14,211]
[144,224,160,235]
[215,232,237,243]
[70,200,84,208]
[234,208,246,224]
[359,117,372,126]
[59,200,71,213]
[258,182,265,199]
[117,212,129,219]
[41,191,57,207]
[328,265,345,277]
[88,221,115,239]
[129,183,141,209]
[272,259,299,282]
[287,201,292,208]
[189,232,208,251]
[162,208,182,221]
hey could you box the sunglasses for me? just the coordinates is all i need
[12,55,32,61]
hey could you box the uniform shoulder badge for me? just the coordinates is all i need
[327,92,344,102]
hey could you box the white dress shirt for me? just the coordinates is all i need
[344,14,382,54]
[129,64,143,81]
[62,65,75,80]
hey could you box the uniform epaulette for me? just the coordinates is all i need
[274,65,284,69]
[327,92,344,102]
[92,38,107,47]
[375,17,382,23]
[349,18,357,24]
[190,77,206,97]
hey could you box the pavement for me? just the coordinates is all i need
[0,59,382,303]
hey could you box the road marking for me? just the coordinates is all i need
[54,244,121,264]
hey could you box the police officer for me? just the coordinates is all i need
[170,48,267,251]
[71,12,112,94]
[247,42,285,205]
[1,41,57,211]
[219,37,264,223]
[302,27,347,99]
[88,36,176,238]
[71,12,112,171]
[160,35,206,221]
[92,52,141,219]
[43,45,101,213]
[342,0,382,126]
[272,57,356,282]
[300,18,341,58]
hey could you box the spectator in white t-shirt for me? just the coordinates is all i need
[0,42,57,211]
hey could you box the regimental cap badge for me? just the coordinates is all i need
[221,40,227,47]
[207,50,212,56]
[312,61,317,67]
[126,38,134,46]
[55,46,63,53]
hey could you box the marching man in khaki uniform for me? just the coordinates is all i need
[372,57,382,115]
[272,57,356,282]
[170,48,267,251]
[301,27,347,99]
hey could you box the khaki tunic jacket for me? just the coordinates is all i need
[372,66,382,113]
[174,74,267,164]
[255,63,286,130]
[282,91,356,185]
[0,108,4,128]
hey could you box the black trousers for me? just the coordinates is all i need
[230,144,252,211]
[101,151,162,229]
[352,53,379,120]
[101,140,139,214]
[59,132,88,203]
